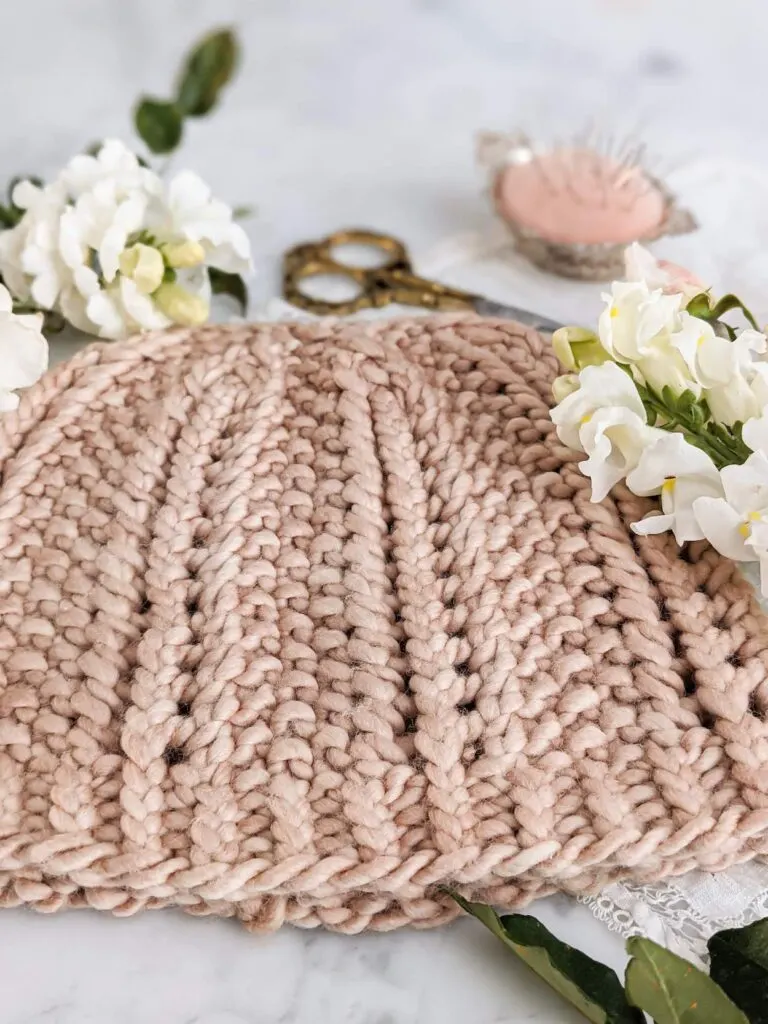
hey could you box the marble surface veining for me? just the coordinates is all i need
[1,1,767,1020]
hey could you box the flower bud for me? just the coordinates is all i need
[551,373,580,404]
[119,244,165,295]
[153,282,210,326]
[161,239,206,269]
[553,326,609,371]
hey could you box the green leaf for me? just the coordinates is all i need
[209,267,248,314]
[0,204,21,228]
[643,402,658,426]
[625,937,748,1023]
[709,293,759,330]
[709,919,768,1023]
[134,98,183,155]
[454,897,643,1023]
[661,385,680,413]
[232,204,254,220]
[685,290,759,332]
[175,28,239,118]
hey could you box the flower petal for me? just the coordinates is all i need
[742,412,768,456]
[0,314,48,389]
[119,277,171,331]
[626,432,719,497]
[86,290,128,340]
[720,453,768,514]
[551,361,647,452]
[631,512,675,536]
[0,284,13,314]
[692,496,752,561]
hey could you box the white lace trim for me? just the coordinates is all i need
[581,878,768,968]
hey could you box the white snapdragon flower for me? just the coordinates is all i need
[551,361,662,502]
[161,170,251,275]
[667,311,725,385]
[0,284,48,410]
[624,242,705,302]
[598,281,679,363]
[693,451,768,595]
[0,178,88,327]
[700,330,768,427]
[598,282,699,396]
[626,432,723,544]
[643,310,768,426]
[742,410,768,456]
[0,140,252,341]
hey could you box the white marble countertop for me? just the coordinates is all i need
[2,0,768,1020]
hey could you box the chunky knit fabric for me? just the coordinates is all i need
[1,315,768,934]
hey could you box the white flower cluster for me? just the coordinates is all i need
[551,244,768,595]
[0,283,48,410]
[0,140,251,340]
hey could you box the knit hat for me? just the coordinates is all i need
[1,315,768,934]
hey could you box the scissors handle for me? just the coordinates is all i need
[282,228,563,333]
[283,228,477,316]
[303,228,410,268]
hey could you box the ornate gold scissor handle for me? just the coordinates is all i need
[282,228,478,316]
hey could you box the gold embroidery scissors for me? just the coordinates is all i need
[282,228,563,333]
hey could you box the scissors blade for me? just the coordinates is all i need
[471,296,564,334]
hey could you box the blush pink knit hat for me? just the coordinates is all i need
[1,315,768,934]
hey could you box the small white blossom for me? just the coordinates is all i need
[162,170,251,276]
[0,178,88,327]
[693,452,768,593]
[0,284,48,411]
[667,312,725,386]
[551,362,662,501]
[598,281,679,363]
[626,432,723,544]
[742,410,768,456]
[598,282,699,396]
[59,139,154,198]
[624,242,705,301]
[702,330,768,426]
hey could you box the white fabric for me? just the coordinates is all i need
[253,157,768,966]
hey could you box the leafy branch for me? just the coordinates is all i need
[636,380,752,469]
[134,29,239,155]
[455,896,768,1022]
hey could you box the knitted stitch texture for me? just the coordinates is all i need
[1,315,768,934]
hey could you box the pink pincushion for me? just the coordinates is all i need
[495,148,666,246]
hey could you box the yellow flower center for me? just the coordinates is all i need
[739,512,761,537]
[610,307,619,319]
[661,478,676,496]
